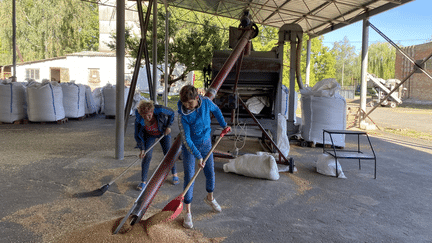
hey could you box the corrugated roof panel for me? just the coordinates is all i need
[166,0,414,36]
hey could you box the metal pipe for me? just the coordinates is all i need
[152,0,158,103]
[131,27,255,222]
[131,135,182,222]
[205,28,255,100]
[238,98,292,171]
[305,38,311,87]
[368,21,432,80]
[365,51,432,117]
[124,0,153,131]
[164,10,169,106]
[360,18,369,123]
[12,0,16,81]
[115,0,125,160]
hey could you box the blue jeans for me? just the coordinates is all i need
[141,134,176,182]
[182,137,215,204]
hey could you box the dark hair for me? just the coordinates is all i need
[180,85,198,102]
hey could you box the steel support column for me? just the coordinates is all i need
[152,0,158,103]
[115,0,125,160]
[305,38,311,87]
[360,17,369,124]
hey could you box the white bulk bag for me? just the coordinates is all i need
[92,87,103,114]
[27,81,65,122]
[0,80,26,123]
[84,85,97,114]
[280,85,298,122]
[223,153,280,180]
[301,78,346,147]
[277,113,290,158]
[61,82,85,118]
[102,84,130,116]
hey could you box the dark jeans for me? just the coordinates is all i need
[141,134,176,182]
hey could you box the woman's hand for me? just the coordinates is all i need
[198,158,205,168]
[164,127,171,135]
[139,150,146,159]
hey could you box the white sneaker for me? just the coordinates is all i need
[183,213,193,229]
[204,197,222,212]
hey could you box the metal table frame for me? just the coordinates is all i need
[323,129,377,179]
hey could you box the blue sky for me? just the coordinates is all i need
[322,0,432,52]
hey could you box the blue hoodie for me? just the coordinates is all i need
[177,96,227,159]
[134,104,174,150]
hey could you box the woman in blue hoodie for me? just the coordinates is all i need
[177,85,230,229]
[134,100,178,190]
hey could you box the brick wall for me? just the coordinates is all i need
[395,42,432,101]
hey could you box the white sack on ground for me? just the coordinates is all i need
[0,80,26,123]
[316,153,346,179]
[223,153,280,180]
[246,96,270,114]
[84,85,97,114]
[27,81,65,122]
[277,113,290,158]
[301,78,346,147]
[102,84,130,116]
[61,82,85,118]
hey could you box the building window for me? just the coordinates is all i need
[26,68,40,80]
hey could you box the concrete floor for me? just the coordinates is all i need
[1,113,432,242]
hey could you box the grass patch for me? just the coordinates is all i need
[383,127,432,141]
[398,103,432,110]
[140,93,180,111]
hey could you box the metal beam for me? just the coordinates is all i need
[359,17,369,124]
[313,0,413,37]
[115,0,125,160]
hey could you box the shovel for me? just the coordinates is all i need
[72,135,165,198]
[154,127,231,224]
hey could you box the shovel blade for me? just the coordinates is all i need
[160,195,184,222]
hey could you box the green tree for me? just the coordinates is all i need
[367,42,395,79]
[0,0,99,65]
[332,36,357,87]
[109,6,226,92]
[300,35,336,88]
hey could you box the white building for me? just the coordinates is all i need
[2,1,193,92]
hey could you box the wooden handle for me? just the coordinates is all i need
[181,135,225,197]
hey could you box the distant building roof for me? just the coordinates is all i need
[3,51,128,67]
[66,51,117,57]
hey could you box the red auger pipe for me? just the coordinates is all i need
[205,28,255,100]
[130,27,255,223]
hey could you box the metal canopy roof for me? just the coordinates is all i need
[165,0,414,37]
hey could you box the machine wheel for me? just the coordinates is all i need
[389,101,397,108]
[300,141,308,147]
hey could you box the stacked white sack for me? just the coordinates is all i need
[61,82,85,118]
[27,81,65,122]
[92,87,103,114]
[84,85,97,114]
[102,84,130,116]
[0,80,26,123]
[301,78,346,147]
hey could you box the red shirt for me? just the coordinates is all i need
[144,120,162,136]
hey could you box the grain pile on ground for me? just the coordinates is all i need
[58,215,225,243]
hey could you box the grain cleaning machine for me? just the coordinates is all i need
[209,23,305,153]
